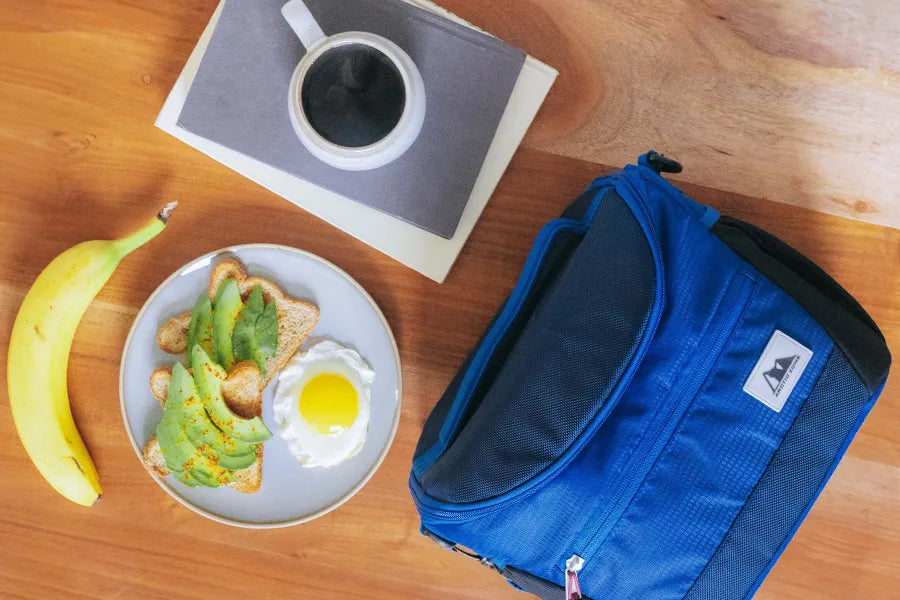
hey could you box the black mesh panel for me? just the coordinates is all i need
[684,350,876,599]
[420,192,655,504]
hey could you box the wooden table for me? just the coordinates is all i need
[1,1,898,598]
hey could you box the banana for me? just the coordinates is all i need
[8,202,177,506]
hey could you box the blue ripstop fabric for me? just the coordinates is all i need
[409,153,890,600]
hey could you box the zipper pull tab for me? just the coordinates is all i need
[565,554,584,600]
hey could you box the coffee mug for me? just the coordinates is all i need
[282,0,426,171]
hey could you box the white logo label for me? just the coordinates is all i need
[743,331,813,412]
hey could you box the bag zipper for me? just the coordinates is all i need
[561,271,756,574]
[565,555,585,600]
[425,529,590,600]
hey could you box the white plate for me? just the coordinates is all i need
[119,244,401,528]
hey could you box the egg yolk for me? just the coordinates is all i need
[299,373,359,435]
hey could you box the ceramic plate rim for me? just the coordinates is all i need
[118,243,402,529]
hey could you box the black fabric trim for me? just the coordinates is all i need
[412,348,476,461]
[712,216,890,391]
[561,186,603,221]
[501,566,595,600]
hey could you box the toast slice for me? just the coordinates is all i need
[156,258,319,386]
[142,362,266,494]
[144,257,319,494]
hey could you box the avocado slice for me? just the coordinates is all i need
[157,417,230,488]
[212,278,243,370]
[177,393,258,470]
[232,285,278,380]
[155,427,201,488]
[186,294,215,360]
[157,369,233,487]
[157,364,238,487]
[191,344,273,444]
[171,469,200,488]
[167,361,257,467]
[170,358,257,457]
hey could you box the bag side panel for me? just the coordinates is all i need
[712,216,890,390]
[683,348,882,599]
[575,272,834,599]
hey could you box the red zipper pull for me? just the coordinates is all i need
[565,554,584,600]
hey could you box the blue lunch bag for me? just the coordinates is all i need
[409,152,891,599]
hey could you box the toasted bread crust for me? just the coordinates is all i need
[142,437,170,477]
[144,257,317,494]
[149,368,171,407]
[156,313,191,355]
[154,257,319,385]
[207,259,248,303]
[229,446,263,494]
[221,361,265,419]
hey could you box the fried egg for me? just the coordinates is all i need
[273,340,374,468]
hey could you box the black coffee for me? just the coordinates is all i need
[301,44,406,148]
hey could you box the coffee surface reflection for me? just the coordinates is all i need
[301,44,407,148]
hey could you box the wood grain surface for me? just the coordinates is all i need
[1,1,898,599]
[439,0,900,230]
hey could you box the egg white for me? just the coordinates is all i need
[273,341,374,468]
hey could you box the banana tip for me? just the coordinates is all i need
[92,494,102,507]
[158,201,179,224]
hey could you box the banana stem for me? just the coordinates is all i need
[157,201,179,224]
[112,202,178,257]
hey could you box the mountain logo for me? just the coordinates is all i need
[743,331,813,412]
[763,355,800,395]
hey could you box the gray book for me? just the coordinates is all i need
[177,0,527,239]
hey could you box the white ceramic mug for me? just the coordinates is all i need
[282,0,426,171]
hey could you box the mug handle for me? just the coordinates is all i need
[281,0,327,50]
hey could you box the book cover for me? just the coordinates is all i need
[156,0,557,282]
[177,0,526,239]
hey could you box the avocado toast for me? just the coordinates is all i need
[142,258,319,493]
